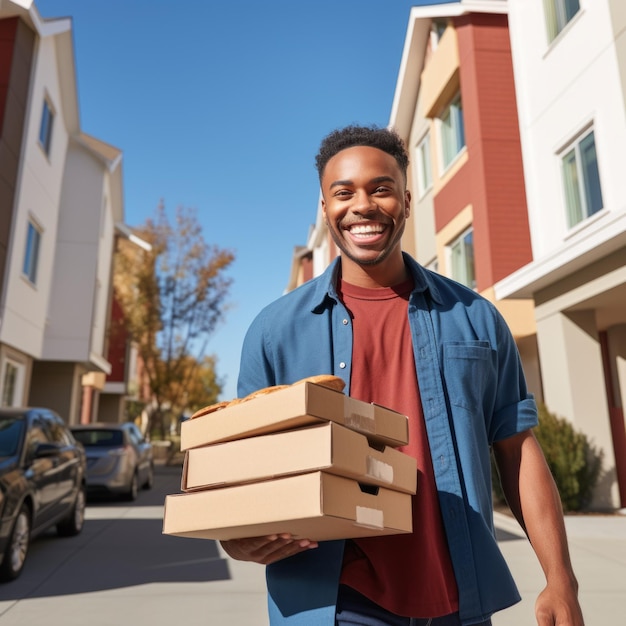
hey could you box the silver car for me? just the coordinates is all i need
[70,422,154,501]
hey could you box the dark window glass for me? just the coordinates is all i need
[72,429,124,447]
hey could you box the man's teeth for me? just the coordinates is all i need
[349,224,384,235]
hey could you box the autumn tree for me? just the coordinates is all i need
[114,203,234,438]
[169,355,223,416]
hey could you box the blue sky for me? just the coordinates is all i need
[37,0,432,401]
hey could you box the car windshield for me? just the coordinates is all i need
[0,417,25,457]
[72,429,124,447]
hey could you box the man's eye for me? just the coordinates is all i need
[334,190,352,197]
[374,186,390,194]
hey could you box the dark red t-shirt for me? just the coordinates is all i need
[338,278,459,618]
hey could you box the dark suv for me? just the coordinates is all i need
[0,408,87,581]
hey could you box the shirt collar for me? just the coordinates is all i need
[310,252,443,313]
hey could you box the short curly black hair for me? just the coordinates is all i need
[315,124,409,182]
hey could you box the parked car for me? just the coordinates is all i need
[0,407,87,582]
[70,422,154,501]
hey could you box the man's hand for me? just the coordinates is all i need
[535,580,585,625]
[220,534,319,565]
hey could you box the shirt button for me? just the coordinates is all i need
[339,362,346,369]
[342,319,349,325]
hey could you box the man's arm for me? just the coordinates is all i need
[493,430,585,625]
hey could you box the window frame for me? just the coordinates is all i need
[415,132,433,198]
[560,128,604,229]
[1,358,24,408]
[447,227,476,290]
[22,219,42,285]
[544,0,581,42]
[429,18,449,50]
[39,97,55,156]
[438,93,466,172]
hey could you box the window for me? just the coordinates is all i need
[415,133,433,196]
[439,95,466,170]
[1,358,25,408]
[561,130,603,228]
[39,98,54,156]
[544,0,580,42]
[23,220,42,284]
[430,19,449,50]
[449,229,476,289]
[1,362,18,407]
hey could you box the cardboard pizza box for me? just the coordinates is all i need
[182,421,417,494]
[163,470,413,542]
[181,382,408,451]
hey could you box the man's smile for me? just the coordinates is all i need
[342,222,390,244]
[346,223,387,236]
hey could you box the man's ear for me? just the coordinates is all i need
[404,189,411,218]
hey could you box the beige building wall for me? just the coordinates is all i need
[28,360,85,424]
[532,249,626,508]
[98,394,125,423]
[534,311,614,508]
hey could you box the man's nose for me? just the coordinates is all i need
[352,189,375,214]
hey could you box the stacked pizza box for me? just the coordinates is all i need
[162,377,417,542]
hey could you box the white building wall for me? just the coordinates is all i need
[0,33,68,358]
[507,0,626,262]
[407,106,437,266]
[92,175,116,358]
[42,142,102,362]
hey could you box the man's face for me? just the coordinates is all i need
[321,145,411,269]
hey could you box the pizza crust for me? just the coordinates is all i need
[190,374,345,419]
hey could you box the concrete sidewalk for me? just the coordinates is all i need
[211,510,626,625]
[156,458,625,624]
[3,461,620,626]
[492,510,626,624]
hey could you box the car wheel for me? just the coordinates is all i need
[0,503,31,582]
[142,463,154,490]
[125,472,139,501]
[57,486,86,537]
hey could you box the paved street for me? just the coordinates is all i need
[0,462,623,625]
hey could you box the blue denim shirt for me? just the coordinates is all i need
[237,254,538,625]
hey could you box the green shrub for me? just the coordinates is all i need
[534,403,602,511]
[492,403,602,512]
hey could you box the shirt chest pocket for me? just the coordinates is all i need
[442,341,495,413]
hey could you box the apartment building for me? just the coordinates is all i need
[0,1,133,425]
[291,3,540,392]
[288,0,625,509]
[389,0,543,390]
[495,0,626,509]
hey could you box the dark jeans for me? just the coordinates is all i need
[335,586,492,626]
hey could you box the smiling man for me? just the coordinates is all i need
[226,125,584,626]
[321,143,410,279]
